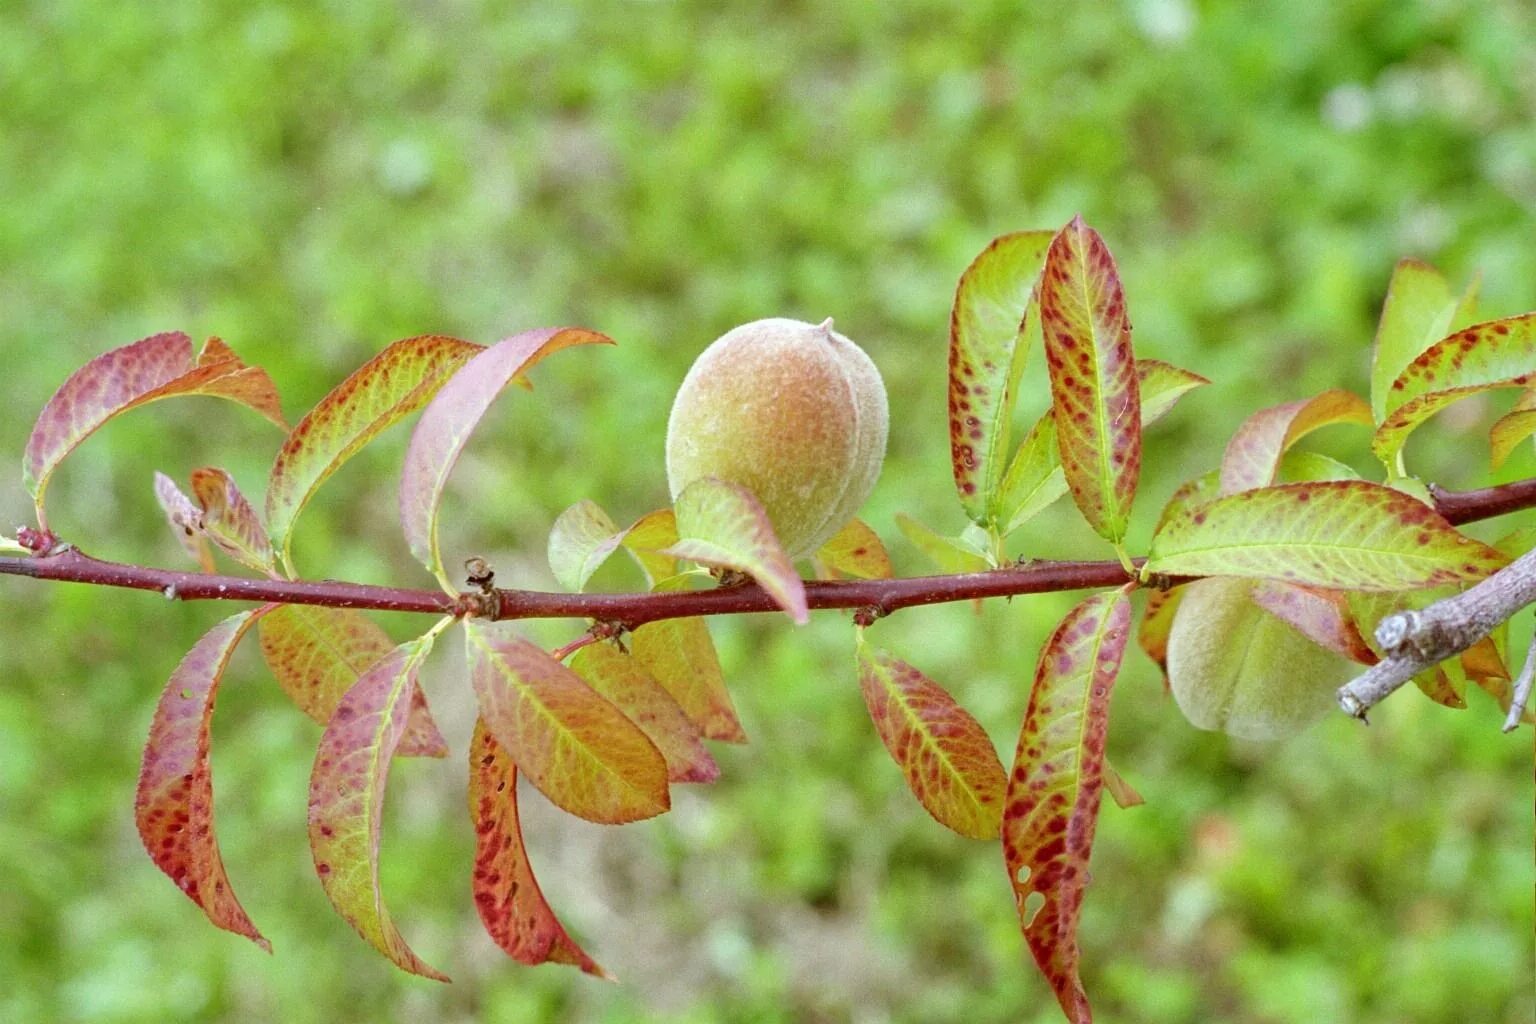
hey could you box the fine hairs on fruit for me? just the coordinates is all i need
[665,317,889,559]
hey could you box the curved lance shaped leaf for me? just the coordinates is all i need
[547,499,630,592]
[630,595,746,744]
[1146,481,1508,590]
[570,642,719,784]
[1003,587,1132,1024]
[1137,587,1183,688]
[468,720,611,977]
[1371,258,1480,424]
[25,333,285,526]
[1489,388,1536,470]
[258,603,446,758]
[464,621,670,824]
[621,508,681,586]
[895,513,992,573]
[307,633,448,981]
[189,468,275,575]
[948,230,1055,522]
[1218,390,1371,496]
[1277,450,1364,484]
[1038,216,1141,546]
[154,471,215,572]
[662,477,808,623]
[1372,313,1536,470]
[1248,581,1378,665]
[815,518,893,580]
[136,608,274,952]
[855,638,1007,840]
[1135,360,1210,426]
[266,335,483,566]
[399,328,613,588]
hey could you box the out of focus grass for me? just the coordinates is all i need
[1,2,1532,1022]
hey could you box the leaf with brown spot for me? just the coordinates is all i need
[1370,258,1481,424]
[1146,481,1508,591]
[1038,216,1141,546]
[24,333,285,526]
[1138,587,1183,688]
[1248,581,1378,665]
[464,621,670,824]
[570,642,719,784]
[307,633,448,980]
[153,471,214,572]
[949,230,1056,524]
[258,604,446,758]
[468,719,611,977]
[663,477,807,623]
[1219,390,1371,496]
[630,597,745,744]
[1003,587,1132,1024]
[815,518,893,580]
[136,608,274,952]
[1488,388,1536,470]
[547,499,629,592]
[188,468,275,575]
[621,508,680,586]
[855,638,1007,840]
[266,335,482,566]
[1153,471,1220,534]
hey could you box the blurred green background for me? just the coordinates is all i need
[2,2,1533,1022]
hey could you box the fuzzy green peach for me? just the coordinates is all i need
[665,317,888,559]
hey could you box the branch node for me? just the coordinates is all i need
[853,604,888,628]
[464,557,496,593]
[454,588,501,620]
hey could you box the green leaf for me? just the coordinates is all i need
[1488,388,1536,470]
[1145,481,1508,590]
[815,518,893,580]
[467,720,611,977]
[630,599,746,744]
[1136,359,1210,425]
[307,633,448,981]
[1219,390,1371,496]
[894,513,991,573]
[188,467,276,575]
[570,642,719,784]
[1370,259,1480,424]
[1277,451,1363,483]
[1038,216,1142,545]
[398,328,613,589]
[1371,313,1536,470]
[547,499,628,592]
[136,609,272,952]
[1003,588,1131,1024]
[663,477,808,623]
[621,508,680,586]
[1153,471,1220,534]
[0,535,27,555]
[855,638,1007,840]
[994,414,1068,538]
[948,230,1055,523]
[463,620,669,824]
[24,334,285,527]
[266,335,482,566]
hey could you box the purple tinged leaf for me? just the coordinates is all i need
[663,477,808,623]
[569,642,719,784]
[547,499,629,592]
[154,471,214,572]
[1248,581,1378,665]
[188,468,275,575]
[1218,390,1371,496]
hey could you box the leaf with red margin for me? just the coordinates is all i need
[948,230,1055,523]
[1249,581,1378,665]
[307,633,448,981]
[154,471,215,572]
[267,335,483,565]
[1146,481,1507,590]
[1489,389,1536,469]
[1003,587,1132,1024]
[188,468,275,575]
[547,499,629,592]
[468,719,611,976]
[1137,587,1182,687]
[136,608,273,951]
[464,620,670,824]
[570,642,719,784]
[855,637,1007,840]
[663,477,807,623]
[815,518,893,580]
[621,508,680,586]
[1370,258,1480,424]
[258,604,446,758]
[399,328,613,586]
[630,596,746,744]
[25,334,285,524]
[1219,390,1371,496]
[1372,313,1536,469]
[1038,216,1141,546]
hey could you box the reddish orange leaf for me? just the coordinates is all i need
[136,609,272,951]
[621,508,681,586]
[258,604,446,758]
[308,634,448,981]
[1038,216,1141,545]
[1003,588,1132,1024]
[1137,587,1183,688]
[856,639,1006,839]
[188,467,275,575]
[664,477,808,623]
[464,621,669,824]
[468,720,611,977]
[630,606,746,744]
[25,333,285,526]
[570,642,719,784]
[153,471,215,572]
[1249,581,1378,665]
[1219,390,1371,496]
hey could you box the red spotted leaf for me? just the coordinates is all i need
[1219,390,1371,496]
[25,333,285,525]
[630,604,746,744]
[136,608,273,951]
[949,230,1055,523]
[399,328,613,587]
[855,639,1006,839]
[663,477,807,623]
[548,499,629,592]
[621,508,681,586]
[307,633,448,981]
[1003,588,1132,1024]
[154,471,215,572]
[815,518,893,580]
[188,468,275,575]
[1489,388,1536,469]
[464,621,669,824]
[570,642,719,784]
[1249,581,1378,665]
[258,604,446,758]
[1370,258,1481,424]
[468,720,610,977]
[267,335,483,566]
[1038,216,1141,546]
[1146,481,1507,590]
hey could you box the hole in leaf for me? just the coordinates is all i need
[1022,890,1046,928]
[1015,864,1032,886]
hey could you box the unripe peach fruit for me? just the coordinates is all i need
[666,317,888,559]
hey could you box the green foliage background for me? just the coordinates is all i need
[2,2,1533,1021]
